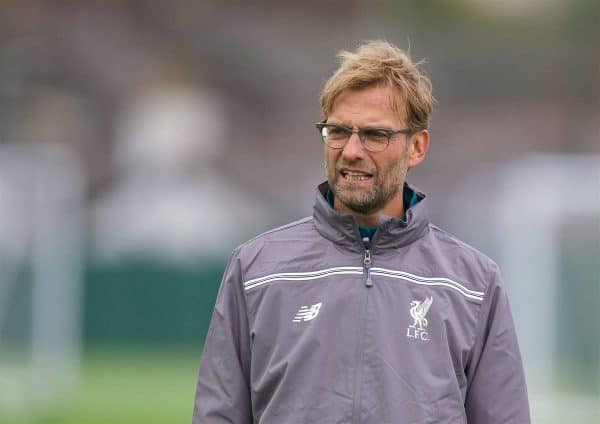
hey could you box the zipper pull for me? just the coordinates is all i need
[362,237,373,287]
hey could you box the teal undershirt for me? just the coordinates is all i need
[326,185,420,241]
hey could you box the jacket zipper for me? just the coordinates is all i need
[352,236,375,424]
[362,237,373,287]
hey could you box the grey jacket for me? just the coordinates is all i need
[193,182,530,423]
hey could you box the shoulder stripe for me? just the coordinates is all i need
[371,267,485,301]
[243,267,362,290]
[243,266,484,300]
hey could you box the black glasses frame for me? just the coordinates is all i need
[315,121,413,152]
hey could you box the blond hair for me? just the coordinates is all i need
[320,40,434,131]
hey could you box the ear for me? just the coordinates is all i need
[406,129,429,169]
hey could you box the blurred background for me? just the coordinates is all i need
[0,0,598,423]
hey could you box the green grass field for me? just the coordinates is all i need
[3,347,202,424]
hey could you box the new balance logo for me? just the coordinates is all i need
[406,296,433,341]
[292,302,322,323]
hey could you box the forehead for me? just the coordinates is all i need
[329,85,404,126]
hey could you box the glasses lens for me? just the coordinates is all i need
[322,124,349,148]
[362,129,389,152]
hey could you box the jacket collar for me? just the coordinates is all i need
[313,181,430,253]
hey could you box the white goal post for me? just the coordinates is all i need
[0,144,84,418]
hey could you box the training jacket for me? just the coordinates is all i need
[193,182,530,424]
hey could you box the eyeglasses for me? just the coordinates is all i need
[315,122,413,152]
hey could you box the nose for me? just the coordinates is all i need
[340,131,367,161]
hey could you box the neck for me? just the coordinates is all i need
[333,192,405,227]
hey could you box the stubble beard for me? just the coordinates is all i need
[328,160,406,217]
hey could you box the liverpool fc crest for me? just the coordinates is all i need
[406,296,433,341]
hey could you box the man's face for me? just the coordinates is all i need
[325,85,411,217]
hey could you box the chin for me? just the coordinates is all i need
[340,193,379,212]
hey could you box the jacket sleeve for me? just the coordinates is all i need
[464,264,530,423]
[193,248,253,423]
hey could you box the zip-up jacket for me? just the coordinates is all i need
[193,182,530,423]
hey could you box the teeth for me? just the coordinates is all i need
[344,171,371,180]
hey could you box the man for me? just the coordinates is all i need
[193,40,530,423]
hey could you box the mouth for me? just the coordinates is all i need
[339,169,374,182]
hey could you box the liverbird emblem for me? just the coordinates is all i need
[409,296,433,330]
